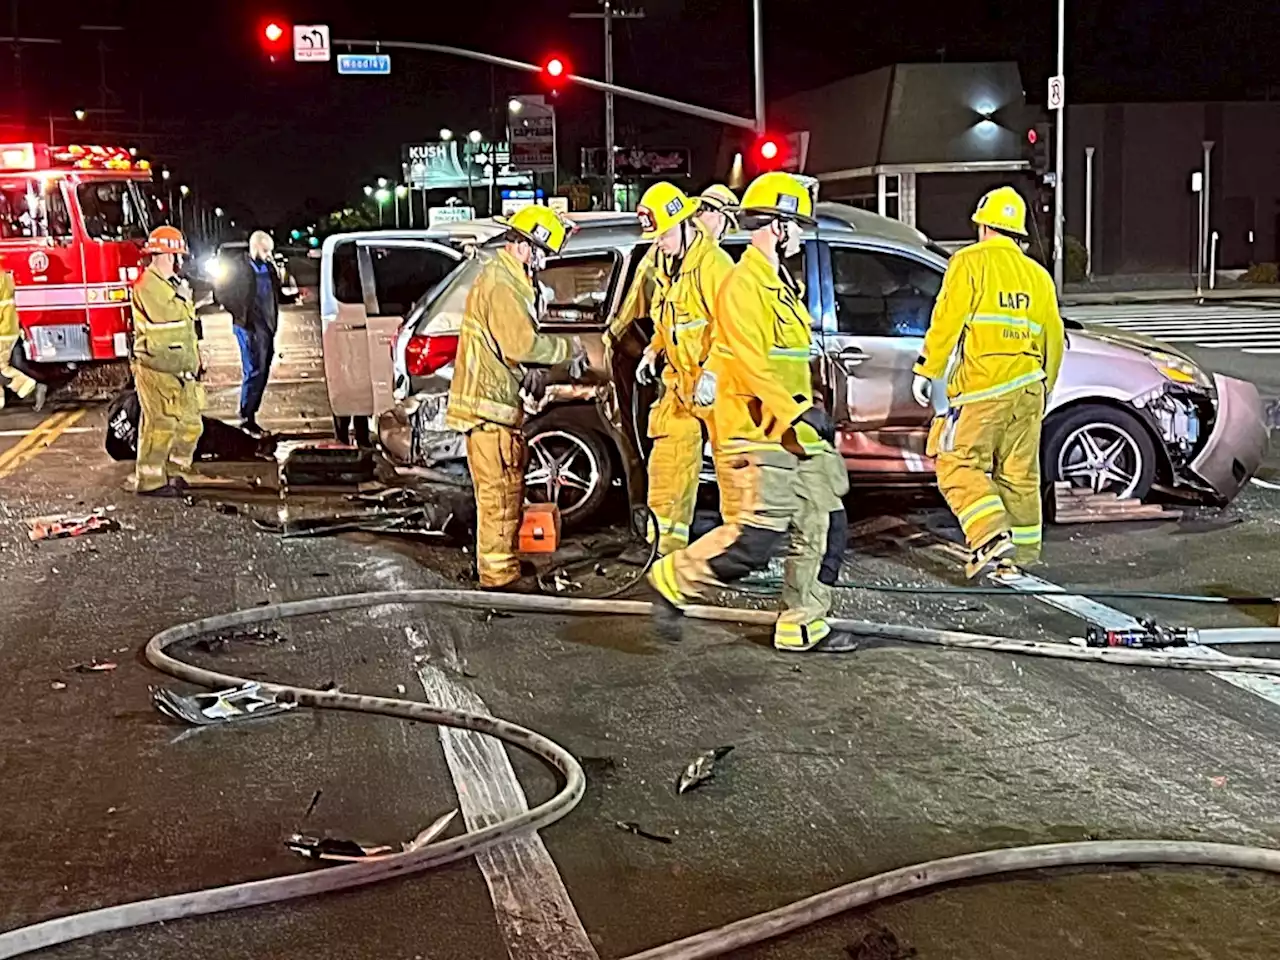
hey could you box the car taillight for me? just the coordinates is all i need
[405,333,459,377]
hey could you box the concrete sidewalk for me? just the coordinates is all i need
[1063,285,1280,306]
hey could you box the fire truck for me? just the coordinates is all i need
[0,142,160,387]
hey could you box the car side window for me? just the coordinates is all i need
[368,246,459,316]
[537,253,617,324]
[722,240,806,287]
[830,246,941,337]
[333,243,362,304]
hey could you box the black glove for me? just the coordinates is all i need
[795,405,836,445]
[521,367,551,402]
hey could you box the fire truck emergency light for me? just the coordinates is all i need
[0,143,37,170]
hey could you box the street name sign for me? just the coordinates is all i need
[338,53,391,76]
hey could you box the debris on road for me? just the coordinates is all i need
[69,660,118,673]
[25,510,119,542]
[253,505,455,541]
[50,681,67,691]
[677,745,735,794]
[152,682,298,726]
[287,809,459,863]
[302,790,323,820]
[614,820,673,844]
[845,924,918,959]
[279,444,376,488]
[193,626,286,654]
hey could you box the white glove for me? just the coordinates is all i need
[911,374,932,408]
[635,348,659,386]
[693,370,717,407]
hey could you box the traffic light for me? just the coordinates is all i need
[261,19,289,61]
[541,54,570,96]
[1024,123,1052,178]
[753,134,787,172]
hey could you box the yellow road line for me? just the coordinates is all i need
[0,409,86,480]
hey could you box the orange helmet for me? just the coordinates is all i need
[143,225,188,255]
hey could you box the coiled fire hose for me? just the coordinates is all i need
[5,589,1280,959]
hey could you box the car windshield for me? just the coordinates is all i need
[0,178,72,239]
[77,179,154,242]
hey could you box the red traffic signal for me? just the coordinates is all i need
[541,54,570,94]
[754,134,786,170]
[260,19,290,61]
[1026,127,1038,145]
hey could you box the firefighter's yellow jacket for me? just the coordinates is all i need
[446,249,573,432]
[912,234,1064,405]
[707,245,824,454]
[0,271,17,339]
[647,222,734,407]
[131,267,199,377]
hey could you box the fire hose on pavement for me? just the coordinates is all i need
[5,589,1280,959]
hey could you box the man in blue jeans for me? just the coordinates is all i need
[224,230,282,436]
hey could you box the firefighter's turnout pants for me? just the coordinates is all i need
[646,391,740,555]
[651,444,849,650]
[133,365,204,493]
[0,336,37,408]
[465,423,528,589]
[931,381,1045,563]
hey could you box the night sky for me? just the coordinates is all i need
[7,0,1278,227]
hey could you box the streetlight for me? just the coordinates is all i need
[161,169,171,181]
[374,187,390,226]
[178,184,189,234]
[377,176,388,188]
[74,108,86,122]
[363,184,374,197]
[394,183,409,227]
[440,128,453,141]
[161,170,173,225]
[468,129,483,144]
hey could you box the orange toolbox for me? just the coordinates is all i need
[518,503,561,554]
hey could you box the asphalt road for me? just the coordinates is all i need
[3,300,1280,959]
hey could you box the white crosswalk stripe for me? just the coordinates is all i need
[1064,302,1280,353]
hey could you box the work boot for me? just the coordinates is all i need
[965,532,1015,579]
[137,483,185,499]
[240,418,266,439]
[650,592,684,643]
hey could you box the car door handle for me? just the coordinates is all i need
[349,323,367,331]
[834,347,870,372]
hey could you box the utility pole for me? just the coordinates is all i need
[1052,0,1066,289]
[570,2,644,210]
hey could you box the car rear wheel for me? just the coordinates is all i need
[524,414,613,528]
[1042,404,1157,501]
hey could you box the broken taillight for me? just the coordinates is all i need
[405,333,459,377]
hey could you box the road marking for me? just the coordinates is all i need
[406,625,598,960]
[0,409,86,479]
[902,525,1280,709]
[0,426,92,437]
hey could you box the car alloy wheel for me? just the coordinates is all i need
[1056,422,1145,499]
[525,429,602,519]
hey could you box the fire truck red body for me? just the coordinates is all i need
[0,143,158,374]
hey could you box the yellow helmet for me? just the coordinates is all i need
[636,181,699,240]
[495,204,572,254]
[739,171,816,226]
[697,183,739,214]
[971,186,1028,237]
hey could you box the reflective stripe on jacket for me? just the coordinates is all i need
[912,235,1065,406]
[0,271,16,339]
[647,222,733,407]
[446,249,574,432]
[132,267,200,376]
[706,245,822,454]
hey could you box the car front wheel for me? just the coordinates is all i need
[1042,404,1157,501]
[523,414,612,528]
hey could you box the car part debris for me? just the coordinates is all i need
[253,506,454,540]
[193,627,285,654]
[280,444,376,488]
[615,820,673,844]
[69,660,117,673]
[287,809,459,863]
[301,790,323,821]
[1086,621,1194,649]
[151,682,298,726]
[25,510,119,542]
[677,746,734,795]
[18,593,1280,959]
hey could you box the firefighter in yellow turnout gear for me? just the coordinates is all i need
[648,172,850,652]
[132,226,204,497]
[0,269,41,409]
[632,182,735,554]
[913,186,1065,576]
[446,205,587,590]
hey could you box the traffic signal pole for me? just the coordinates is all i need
[332,38,760,131]
[753,0,765,133]
[1053,0,1066,288]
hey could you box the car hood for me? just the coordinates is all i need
[1066,319,1196,362]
